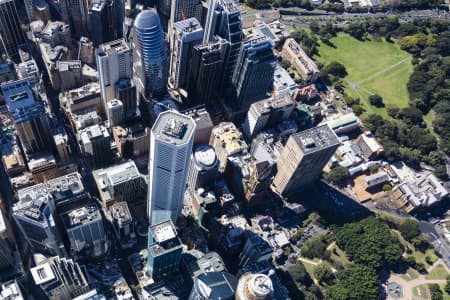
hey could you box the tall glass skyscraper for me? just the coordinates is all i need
[132,9,168,99]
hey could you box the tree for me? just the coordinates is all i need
[399,219,420,241]
[444,279,450,295]
[351,104,365,116]
[386,104,400,118]
[301,235,329,259]
[429,284,444,300]
[326,265,379,300]
[314,264,335,285]
[288,262,313,287]
[310,21,320,34]
[280,59,291,69]
[324,61,347,78]
[382,184,392,192]
[369,94,384,107]
[325,167,350,186]
[399,106,423,125]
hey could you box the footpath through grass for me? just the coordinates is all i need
[314,33,413,118]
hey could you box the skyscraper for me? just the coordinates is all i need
[0,0,26,61]
[89,0,124,46]
[242,95,295,140]
[273,125,340,196]
[147,220,183,279]
[203,0,242,88]
[132,9,168,99]
[61,205,107,257]
[96,39,132,120]
[2,80,51,155]
[232,36,277,107]
[31,256,90,299]
[187,38,227,106]
[236,273,274,300]
[188,272,238,300]
[187,144,219,190]
[169,18,203,90]
[68,0,89,38]
[170,0,202,24]
[0,211,14,271]
[147,110,195,225]
[78,124,112,168]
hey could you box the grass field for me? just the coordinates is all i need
[425,265,449,280]
[314,33,413,118]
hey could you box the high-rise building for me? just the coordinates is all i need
[187,39,226,106]
[156,0,171,18]
[232,36,277,107]
[170,0,202,24]
[23,0,38,23]
[169,18,203,90]
[188,272,238,300]
[0,0,26,61]
[110,201,135,248]
[147,220,183,279]
[2,80,51,155]
[242,96,295,140]
[0,280,24,299]
[132,9,167,99]
[112,124,150,159]
[78,124,112,168]
[61,205,107,257]
[116,78,137,117]
[236,273,274,300]
[88,0,107,46]
[96,39,132,119]
[147,110,195,225]
[89,0,124,46]
[203,0,242,88]
[68,0,89,38]
[187,145,219,190]
[13,173,88,256]
[93,160,144,209]
[273,125,340,196]
[107,99,124,126]
[79,37,95,65]
[281,38,319,83]
[31,256,90,299]
[0,211,14,271]
[183,106,214,145]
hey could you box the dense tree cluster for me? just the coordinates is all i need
[325,167,350,186]
[430,284,444,300]
[334,217,403,270]
[291,28,319,57]
[301,235,330,259]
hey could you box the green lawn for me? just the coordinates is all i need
[413,284,430,299]
[400,267,420,281]
[426,265,449,280]
[314,33,413,117]
[328,243,350,266]
[439,283,450,300]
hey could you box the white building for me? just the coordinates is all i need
[96,39,132,119]
[148,110,196,225]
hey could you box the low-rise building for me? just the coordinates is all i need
[281,38,319,83]
[210,122,248,171]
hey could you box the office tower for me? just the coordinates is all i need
[236,273,274,300]
[93,160,143,209]
[0,212,14,270]
[187,145,219,189]
[232,36,277,107]
[273,125,340,196]
[242,96,295,140]
[170,0,202,24]
[68,0,89,38]
[0,0,26,61]
[23,0,38,22]
[89,0,107,46]
[112,124,150,159]
[239,234,272,267]
[13,173,87,256]
[156,0,170,17]
[2,80,51,155]
[132,9,168,99]
[110,202,135,248]
[31,256,90,299]
[147,111,195,225]
[187,38,227,106]
[169,18,203,90]
[188,272,238,300]
[96,39,132,119]
[116,78,137,117]
[61,205,107,257]
[183,106,214,145]
[78,124,112,168]
[107,99,124,126]
[0,59,15,82]
[56,60,82,91]
[147,220,183,279]
[209,122,247,171]
[203,0,242,88]
[35,0,51,23]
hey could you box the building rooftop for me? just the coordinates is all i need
[98,39,130,55]
[79,124,109,145]
[152,111,195,146]
[218,0,240,13]
[212,123,247,156]
[193,145,218,168]
[110,202,132,224]
[61,205,101,229]
[273,65,297,96]
[56,60,81,72]
[30,263,55,285]
[93,160,141,188]
[134,9,160,30]
[149,221,182,257]
[0,280,24,300]
[251,95,295,116]
[291,124,340,154]
[60,83,100,109]
[173,18,203,34]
